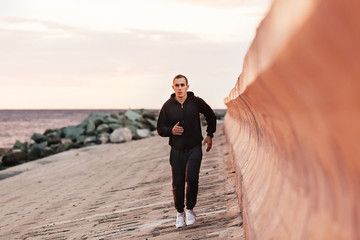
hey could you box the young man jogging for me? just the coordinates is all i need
[157,74,217,228]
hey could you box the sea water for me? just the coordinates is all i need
[0,110,125,148]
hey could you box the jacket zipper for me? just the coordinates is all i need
[181,103,184,127]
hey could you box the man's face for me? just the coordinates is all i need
[172,77,189,98]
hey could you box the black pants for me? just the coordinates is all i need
[170,144,203,213]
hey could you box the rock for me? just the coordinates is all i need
[1,151,28,166]
[125,125,137,137]
[43,128,61,136]
[12,140,28,152]
[57,142,73,153]
[28,141,48,160]
[50,143,61,152]
[93,117,105,126]
[151,130,158,136]
[27,139,36,148]
[145,118,158,130]
[83,112,107,126]
[62,126,82,142]
[31,133,47,143]
[135,121,146,129]
[46,132,61,145]
[40,147,55,158]
[86,120,96,135]
[109,123,121,131]
[0,148,10,157]
[61,138,73,144]
[110,128,132,143]
[136,129,151,139]
[84,136,98,145]
[72,142,84,148]
[75,135,86,145]
[125,110,142,122]
[104,116,119,124]
[142,111,157,120]
[215,110,226,120]
[96,124,110,134]
[78,127,85,135]
[99,133,110,144]
[117,115,128,127]
[110,112,120,119]
[12,148,23,153]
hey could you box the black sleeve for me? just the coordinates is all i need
[197,97,217,138]
[157,104,173,137]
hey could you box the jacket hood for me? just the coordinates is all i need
[170,91,195,102]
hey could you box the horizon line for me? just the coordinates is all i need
[0,108,227,110]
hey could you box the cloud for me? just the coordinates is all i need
[0,16,90,35]
[168,0,272,8]
[0,0,270,108]
[0,17,249,108]
[0,17,244,78]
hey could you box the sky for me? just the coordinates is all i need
[0,0,272,109]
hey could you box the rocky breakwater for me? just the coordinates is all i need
[224,0,360,239]
[1,110,158,168]
[1,109,226,170]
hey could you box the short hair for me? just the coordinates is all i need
[173,74,188,85]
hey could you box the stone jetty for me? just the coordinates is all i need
[0,124,243,239]
[1,110,159,168]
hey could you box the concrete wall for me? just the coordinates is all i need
[224,0,360,239]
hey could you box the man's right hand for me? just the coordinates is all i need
[172,122,184,135]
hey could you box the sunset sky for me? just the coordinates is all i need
[0,0,272,109]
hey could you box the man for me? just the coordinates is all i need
[157,74,217,228]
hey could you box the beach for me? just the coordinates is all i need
[0,124,243,239]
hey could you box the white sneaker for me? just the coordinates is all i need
[176,212,186,228]
[186,209,196,225]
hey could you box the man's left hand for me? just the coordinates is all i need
[203,136,213,152]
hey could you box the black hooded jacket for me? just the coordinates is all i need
[157,91,216,150]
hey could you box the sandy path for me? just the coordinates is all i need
[0,124,243,239]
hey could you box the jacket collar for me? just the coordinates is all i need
[170,91,195,104]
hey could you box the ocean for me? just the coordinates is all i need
[0,109,130,148]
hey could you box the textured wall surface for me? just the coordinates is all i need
[224,0,360,239]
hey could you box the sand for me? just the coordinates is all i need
[0,124,243,239]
